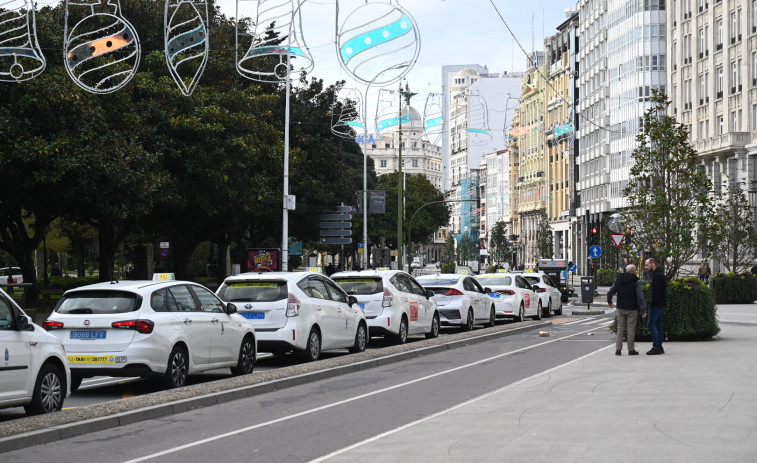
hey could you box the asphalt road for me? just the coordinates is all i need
[0,312,616,462]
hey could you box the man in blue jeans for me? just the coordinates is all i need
[644,257,667,355]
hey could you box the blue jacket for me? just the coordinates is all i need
[650,267,667,307]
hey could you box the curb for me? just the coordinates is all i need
[0,321,551,453]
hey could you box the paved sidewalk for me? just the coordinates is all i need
[322,304,757,463]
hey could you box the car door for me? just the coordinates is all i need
[190,285,243,364]
[469,277,489,319]
[303,277,339,350]
[404,275,431,334]
[323,278,357,346]
[0,295,31,402]
[167,285,212,365]
[516,276,535,315]
[390,274,420,334]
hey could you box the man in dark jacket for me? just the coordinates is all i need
[644,257,667,355]
[607,264,646,356]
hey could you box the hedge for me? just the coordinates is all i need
[596,268,617,286]
[47,276,100,290]
[611,277,720,341]
[711,272,757,303]
[441,263,455,274]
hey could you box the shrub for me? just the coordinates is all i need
[441,263,455,274]
[611,277,719,341]
[596,268,617,286]
[47,276,100,290]
[711,272,757,303]
[487,265,504,273]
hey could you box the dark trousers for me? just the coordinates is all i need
[648,306,665,348]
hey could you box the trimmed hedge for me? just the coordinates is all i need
[441,263,455,274]
[596,269,617,286]
[47,276,100,290]
[711,272,757,303]
[611,277,720,341]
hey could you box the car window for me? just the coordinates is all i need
[56,291,140,314]
[217,280,288,302]
[406,276,427,296]
[470,278,485,293]
[299,278,330,300]
[524,276,540,285]
[333,277,383,295]
[168,285,200,312]
[391,275,412,293]
[417,278,460,286]
[516,276,532,289]
[190,286,225,313]
[0,296,15,330]
[322,279,348,303]
[151,288,180,313]
[462,278,475,292]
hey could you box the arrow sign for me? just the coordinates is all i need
[321,213,351,221]
[589,245,602,258]
[320,237,352,245]
[331,206,353,213]
[610,233,625,248]
[319,229,352,237]
[320,221,352,229]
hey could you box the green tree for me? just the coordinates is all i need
[535,214,553,259]
[622,92,716,279]
[457,232,476,265]
[442,234,456,265]
[489,221,512,265]
[712,185,757,272]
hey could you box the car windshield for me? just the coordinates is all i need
[56,291,140,314]
[417,278,460,286]
[332,277,384,295]
[217,280,288,302]
[476,276,512,286]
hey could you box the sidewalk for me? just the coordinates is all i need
[324,304,757,463]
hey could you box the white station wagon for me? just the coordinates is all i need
[216,272,367,362]
[44,279,256,390]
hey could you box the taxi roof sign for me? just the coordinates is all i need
[152,273,176,281]
[496,269,507,273]
[306,267,322,273]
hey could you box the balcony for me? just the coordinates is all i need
[695,132,752,156]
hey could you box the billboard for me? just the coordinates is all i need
[246,248,280,272]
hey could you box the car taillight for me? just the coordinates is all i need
[43,320,64,331]
[496,290,515,295]
[535,288,547,293]
[382,288,394,307]
[286,293,300,317]
[112,320,154,334]
[443,288,464,296]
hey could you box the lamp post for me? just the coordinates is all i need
[396,82,417,270]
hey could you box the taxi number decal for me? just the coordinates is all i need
[409,302,419,321]
[524,294,531,308]
[68,355,127,364]
[229,283,278,288]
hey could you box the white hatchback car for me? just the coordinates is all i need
[331,270,439,344]
[44,280,256,391]
[1,288,70,415]
[415,274,496,330]
[522,272,563,316]
[216,272,367,362]
[475,273,541,322]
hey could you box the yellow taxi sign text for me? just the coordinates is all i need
[306,267,322,273]
[153,273,176,281]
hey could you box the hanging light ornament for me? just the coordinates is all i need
[331,87,365,138]
[63,0,141,94]
[0,0,46,82]
[236,0,313,82]
[164,0,209,96]
[423,92,444,145]
[467,92,493,146]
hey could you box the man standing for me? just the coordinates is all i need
[644,258,667,355]
[607,264,646,356]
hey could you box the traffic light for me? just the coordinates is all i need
[625,227,632,245]
[589,227,599,245]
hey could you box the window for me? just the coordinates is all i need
[719,115,724,134]
[190,286,224,313]
[753,52,757,80]
[412,159,418,167]
[168,286,200,312]
[323,279,348,303]
[0,296,16,331]
[717,19,723,46]
[300,278,330,300]
[752,104,757,130]
[732,11,738,39]
[380,160,387,168]
[717,67,724,93]
[731,61,738,91]
[699,28,705,54]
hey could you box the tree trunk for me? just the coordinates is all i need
[97,220,117,282]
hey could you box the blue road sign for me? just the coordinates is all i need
[589,245,602,258]
[569,262,577,272]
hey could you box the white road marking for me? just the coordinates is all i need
[309,345,612,462]
[119,325,610,463]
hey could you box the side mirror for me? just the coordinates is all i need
[348,295,359,307]
[484,287,492,293]
[225,302,238,314]
[16,315,30,331]
[425,289,435,299]
[531,284,541,291]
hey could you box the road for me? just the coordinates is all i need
[0,312,617,462]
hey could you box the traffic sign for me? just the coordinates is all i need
[610,233,625,247]
[589,245,602,258]
[320,237,352,245]
[321,213,351,221]
[332,205,353,213]
[569,262,577,272]
[159,248,170,257]
[319,229,351,237]
[320,221,352,229]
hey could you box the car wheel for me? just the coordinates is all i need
[515,303,525,323]
[425,312,440,339]
[349,323,367,353]
[24,363,64,415]
[462,308,474,331]
[532,301,543,320]
[231,336,256,376]
[301,328,321,362]
[162,345,189,389]
[70,374,83,393]
[395,316,408,344]
[484,305,496,327]
[545,300,553,318]
[555,300,563,315]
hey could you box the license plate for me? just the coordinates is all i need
[358,303,365,310]
[70,330,107,340]
[68,355,127,364]
[240,312,265,320]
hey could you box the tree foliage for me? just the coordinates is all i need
[457,232,476,265]
[442,234,456,265]
[535,214,553,259]
[622,92,715,279]
[711,186,757,272]
[489,221,511,265]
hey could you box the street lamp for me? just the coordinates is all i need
[396,82,417,270]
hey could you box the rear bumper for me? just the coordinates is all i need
[255,318,308,352]
[366,307,401,336]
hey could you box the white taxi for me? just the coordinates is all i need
[475,272,541,322]
[331,270,439,344]
[1,288,70,415]
[522,272,564,316]
[44,279,256,390]
[216,272,367,362]
[415,274,496,330]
